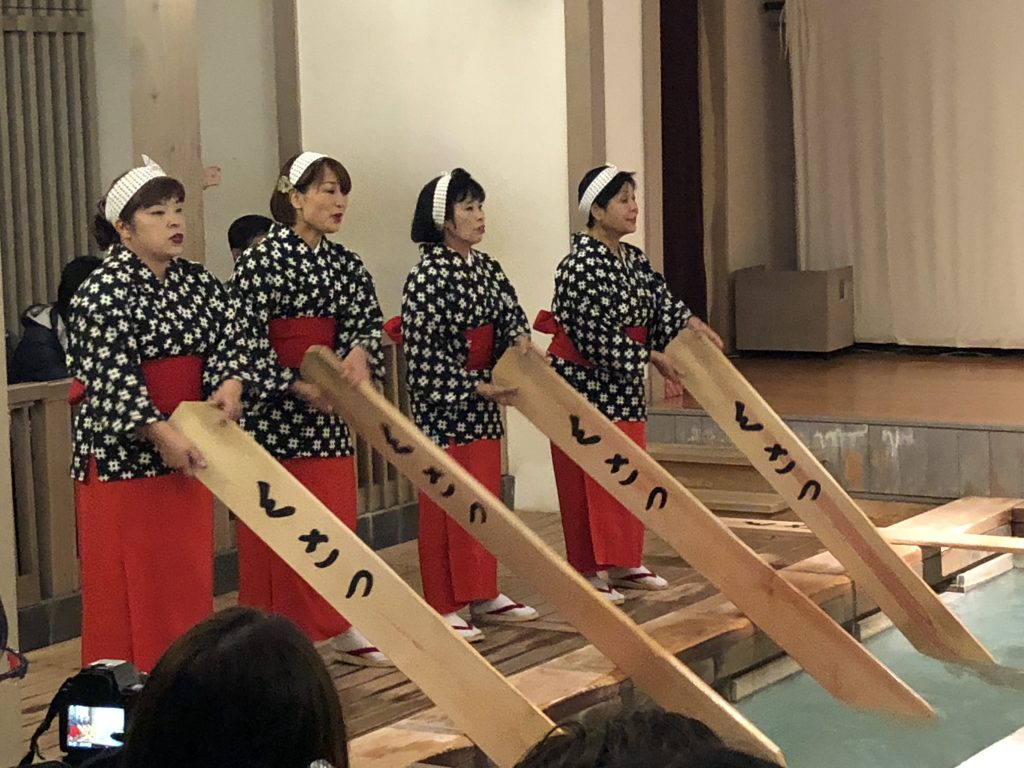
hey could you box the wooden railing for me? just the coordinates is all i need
[8,344,418,609]
[8,379,77,608]
[354,342,417,514]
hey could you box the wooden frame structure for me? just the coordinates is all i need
[300,348,785,764]
[492,347,932,719]
[664,328,994,664]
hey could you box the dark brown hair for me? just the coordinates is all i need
[93,175,186,250]
[409,168,486,244]
[513,706,780,768]
[269,154,352,226]
[121,607,348,768]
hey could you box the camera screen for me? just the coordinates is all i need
[66,704,125,749]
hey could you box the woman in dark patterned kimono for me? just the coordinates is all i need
[69,156,246,671]
[535,165,722,604]
[390,168,537,642]
[230,151,391,666]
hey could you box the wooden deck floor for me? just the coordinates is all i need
[659,349,1024,428]
[18,501,927,761]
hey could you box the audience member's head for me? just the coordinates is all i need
[228,214,273,261]
[513,706,780,768]
[57,256,103,323]
[120,607,347,768]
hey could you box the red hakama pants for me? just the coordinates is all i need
[418,438,500,614]
[551,420,647,573]
[236,454,356,641]
[76,458,214,672]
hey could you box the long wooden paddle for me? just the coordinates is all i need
[301,347,786,765]
[170,402,554,767]
[664,327,994,665]
[492,346,933,719]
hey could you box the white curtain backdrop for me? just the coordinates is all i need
[786,0,1024,347]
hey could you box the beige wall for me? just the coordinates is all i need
[295,0,569,510]
[197,0,279,280]
[0,261,21,765]
[93,0,279,279]
[702,0,796,343]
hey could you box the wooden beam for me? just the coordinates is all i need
[665,328,995,664]
[300,348,786,765]
[725,516,1024,554]
[272,0,301,163]
[493,346,933,720]
[126,0,206,262]
[169,403,555,768]
[564,0,604,229]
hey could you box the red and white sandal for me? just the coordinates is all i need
[585,575,626,605]
[327,628,394,667]
[444,612,485,643]
[470,593,539,624]
[607,566,669,591]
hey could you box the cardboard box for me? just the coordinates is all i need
[734,265,854,353]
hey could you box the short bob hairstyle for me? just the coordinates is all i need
[269,154,352,227]
[410,167,485,244]
[93,175,186,251]
[120,607,348,768]
[577,166,636,228]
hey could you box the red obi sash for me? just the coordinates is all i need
[382,316,494,370]
[268,317,337,368]
[463,324,494,371]
[67,377,87,406]
[533,310,646,368]
[66,355,204,412]
[383,316,404,345]
[141,355,204,415]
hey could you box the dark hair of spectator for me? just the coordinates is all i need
[228,214,274,251]
[577,166,636,228]
[120,607,348,768]
[513,707,780,768]
[93,175,186,251]
[56,256,103,323]
[410,168,486,244]
[269,155,352,227]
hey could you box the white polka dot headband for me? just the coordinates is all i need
[432,171,453,230]
[104,155,167,224]
[577,164,620,214]
[276,151,327,194]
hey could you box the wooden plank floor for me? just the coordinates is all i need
[658,349,1024,427]
[18,501,927,760]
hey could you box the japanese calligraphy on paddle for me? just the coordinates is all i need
[256,478,374,593]
[378,419,487,523]
[570,413,669,512]
[735,402,821,501]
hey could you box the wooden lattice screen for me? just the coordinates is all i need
[0,0,99,341]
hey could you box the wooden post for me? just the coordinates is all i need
[170,402,554,768]
[0,261,22,767]
[664,328,995,664]
[492,346,933,719]
[126,0,205,262]
[564,0,605,229]
[32,388,79,597]
[272,0,302,164]
[301,348,786,765]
